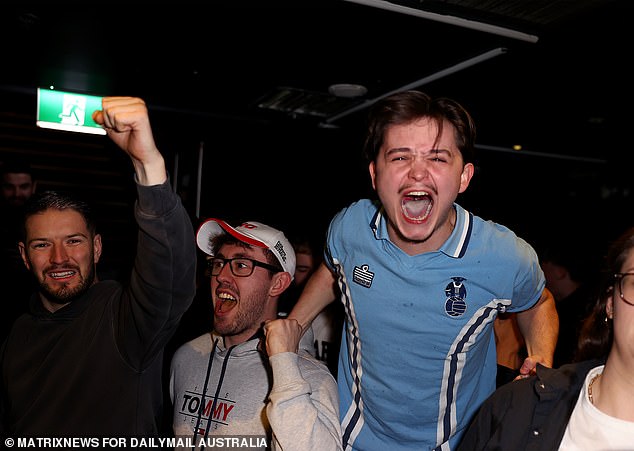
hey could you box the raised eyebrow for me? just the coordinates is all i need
[215,252,254,260]
[234,253,262,261]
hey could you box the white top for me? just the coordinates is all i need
[559,365,634,450]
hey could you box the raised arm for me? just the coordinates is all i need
[92,97,166,186]
[516,287,559,377]
[93,96,196,366]
[288,262,337,334]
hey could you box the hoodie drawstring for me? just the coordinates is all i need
[191,337,218,450]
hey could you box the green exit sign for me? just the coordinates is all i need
[36,88,106,135]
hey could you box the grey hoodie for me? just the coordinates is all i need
[169,327,342,450]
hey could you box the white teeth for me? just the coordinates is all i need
[413,203,432,221]
[402,204,432,221]
[407,191,429,197]
[50,271,74,278]
[218,292,236,301]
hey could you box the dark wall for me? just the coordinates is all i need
[3,87,632,277]
[0,89,138,279]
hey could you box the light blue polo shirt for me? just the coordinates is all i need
[326,199,544,450]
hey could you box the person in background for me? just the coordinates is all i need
[1,158,37,208]
[0,158,38,340]
[538,234,600,367]
[170,219,341,450]
[278,234,343,376]
[286,90,558,449]
[0,97,197,437]
[492,233,600,385]
[458,226,634,450]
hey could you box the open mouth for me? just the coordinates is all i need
[402,191,432,221]
[215,292,238,314]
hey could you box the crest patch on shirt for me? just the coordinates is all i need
[444,276,467,317]
[353,264,374,288]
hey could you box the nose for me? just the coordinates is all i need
[50,244,69,264]
[214,262,234,282]
[408,156,429,180]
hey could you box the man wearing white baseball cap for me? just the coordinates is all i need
[169,218,342,450]
[195,219,296,276]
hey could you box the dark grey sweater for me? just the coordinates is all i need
[1,180,196,437]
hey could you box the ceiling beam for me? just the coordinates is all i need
[344,0,539,43]
[323,47,507,125]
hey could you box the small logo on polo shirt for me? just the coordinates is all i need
[353,264,374,288]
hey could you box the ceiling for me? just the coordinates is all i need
[1,1,629,146]
[1,0,632,242]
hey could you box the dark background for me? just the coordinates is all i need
[1,0,632,274]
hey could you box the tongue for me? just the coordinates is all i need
[218,300,237,313]
[402,197,431,220]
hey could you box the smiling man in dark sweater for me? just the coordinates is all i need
[0,97,196,439]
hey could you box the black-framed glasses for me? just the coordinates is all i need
[614,272,634,306]
[207,257,281,278]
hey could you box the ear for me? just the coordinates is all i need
[369,161,377,191]
[269,271,292,297]
[93,234,103,264]
[458,163,475,193]
[18,242,31,270]
[606,288,614,319]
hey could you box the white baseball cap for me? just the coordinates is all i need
[196,218,296,277]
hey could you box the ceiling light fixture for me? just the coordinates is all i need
[328,83,368,98]
[323,47,507,125]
